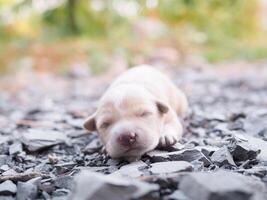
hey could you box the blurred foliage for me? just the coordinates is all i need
[0,0,267,74]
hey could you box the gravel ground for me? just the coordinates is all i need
[0,65,267,200]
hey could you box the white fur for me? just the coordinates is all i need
[84,65,188,160]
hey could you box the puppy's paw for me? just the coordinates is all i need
[158,131,179,147]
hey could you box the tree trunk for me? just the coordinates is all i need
[66,0,78,34]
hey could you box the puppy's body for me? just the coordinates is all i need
[84,65,188,160]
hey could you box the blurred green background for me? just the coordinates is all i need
[0,0,267,75]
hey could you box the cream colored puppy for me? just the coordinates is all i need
[84,65,188,161]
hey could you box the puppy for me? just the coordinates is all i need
[84,65,188,161]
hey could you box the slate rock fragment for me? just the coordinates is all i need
[2,169,18,176]
[211,146,236,167]
[66,118,84,129]
[54,176,74,190]
[0,180,17,195]
[169,149,212,166]
[54,162,76,174]
[71,170,158,200]
[240,135,267,161]
[166,190,189,200]
[0,165,9,172]
[0,196,14,200]
[111,161,147,178]
[9,141,22,155]
[240,166,267,178]
[52,188,71,199]
[148,149,211,167]
[180,170,267,200]
[0,155,8,166]
[149,161,193,175]
[229,112,246,121]
[196,146,219,158]
[227,120,244,131]
[38,181,55,195]
[0,135,9,145]
[228,139,260,162]
[83,138,102,154]
[258,128,267,141]
[20,128,69,152]
[41,191,51,200]
[146,150,169,163]
[16,182,37,200]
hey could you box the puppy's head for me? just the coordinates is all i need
[83,85,168,160]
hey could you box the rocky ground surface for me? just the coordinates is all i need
[0,65,267,200]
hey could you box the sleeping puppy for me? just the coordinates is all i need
[84,65,188,161]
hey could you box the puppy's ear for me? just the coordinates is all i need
[83,113,97,132]
[156,101,169,114]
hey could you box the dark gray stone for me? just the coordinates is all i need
[27,177,42,185]
[242,166,267,178]
[0,180,17,195]
[166,190,189,200]
[0,135,8,145]
[196,146,219,157]
[228,138,260,162]
[83,138,102,154]
[0,196,14,200]
[149,161,193,175]
[52,188,71,198]
[16,182,37,200]
[54,176,74,190]
[148,149,211,167]
[41,191,51,200]
[9,141,22,155]
[20,128,70,151]
[2,169,17,176]
[0,155,8,166]
[258,128,267,140]
[54,162,76,174]
[240,135,267,161]
[169,149,212,166]
[0,164,10,171]
[38,182,55,194]
[71,170,158,200]
[66,118,84,129]
[111,161,147,178]
[227,120,244,131]
[229,113,246,121]
[211,146,236,167]
[180,171,266,200]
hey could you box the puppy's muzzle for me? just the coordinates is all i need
[117,132,137,148]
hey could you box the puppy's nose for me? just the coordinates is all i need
[117,132,137,147]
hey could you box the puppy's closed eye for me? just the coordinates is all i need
[99,121,112,129]
[137,110,153,118]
